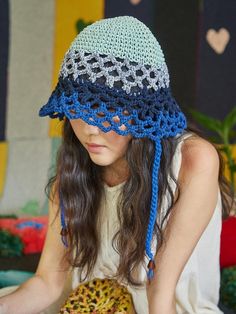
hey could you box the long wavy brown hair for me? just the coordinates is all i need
[46,118,235,286]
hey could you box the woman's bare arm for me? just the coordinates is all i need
[147,138,220,314]
[0,188,70,314]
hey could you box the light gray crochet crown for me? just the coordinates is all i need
[69,16,165,66]
[60,16,169,95]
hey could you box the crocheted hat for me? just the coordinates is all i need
[39,16,187,279]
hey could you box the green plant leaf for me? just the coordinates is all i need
[229,129,236,140]
[222,107,236,142]
[75,19,93,34]
[189,108,223,137]
[218,146,226,153]
[223,106,236,130]
[209,136,222,143]
[230,164,236,172]
[219,145,227,152]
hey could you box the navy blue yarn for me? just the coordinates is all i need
[40,76,187,277]
[39,77,187,141]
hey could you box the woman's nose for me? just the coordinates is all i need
[84,122,100,135]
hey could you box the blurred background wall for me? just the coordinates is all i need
[0,0,235,215]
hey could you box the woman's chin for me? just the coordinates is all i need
[89,154,114,167]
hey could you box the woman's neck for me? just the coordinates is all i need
[102,158,130,187]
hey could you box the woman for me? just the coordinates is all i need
[0,16,234,314]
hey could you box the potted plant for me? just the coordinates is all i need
[188,106,236,192]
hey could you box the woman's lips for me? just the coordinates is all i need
[86,143,106,153]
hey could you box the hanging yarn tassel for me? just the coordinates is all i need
[145,139,162,280]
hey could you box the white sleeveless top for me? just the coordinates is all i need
[72,132,223,314]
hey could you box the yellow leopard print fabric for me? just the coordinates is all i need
[59,278,136,314]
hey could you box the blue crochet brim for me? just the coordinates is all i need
[39,77,187,141]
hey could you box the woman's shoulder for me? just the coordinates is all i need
[179,132,220,182]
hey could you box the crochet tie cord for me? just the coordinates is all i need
[39,16,187,279]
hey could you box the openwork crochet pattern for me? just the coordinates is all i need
[39,16,187,280]
[61,51,169,93]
